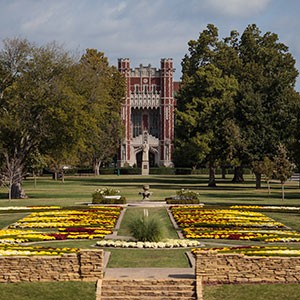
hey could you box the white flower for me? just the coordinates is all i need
[137,242,144,248]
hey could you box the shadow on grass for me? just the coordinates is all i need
[73,176,262,191]
[72,175,205,185]
[0,193,8,200]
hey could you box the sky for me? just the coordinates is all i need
[1,0,300,89]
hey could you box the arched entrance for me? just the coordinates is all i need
[136,151,156,168]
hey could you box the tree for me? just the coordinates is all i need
[176,24,299,188]
[0,38,86,198]
[175,25,239,186]
[273,144,294,200]
[287,90,300,187]
[252,157,274,193]
[72,49,125,175]
[235,25,298,188]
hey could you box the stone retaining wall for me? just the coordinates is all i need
[195,251,300,284]
[0,249,103,283]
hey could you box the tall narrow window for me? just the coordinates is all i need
[134,85,139,93]
[149,109,159,138]
[143,85,148,94]
[131,109,142,137]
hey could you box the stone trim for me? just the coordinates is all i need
[0,249,104,283]
[195,251,300,284]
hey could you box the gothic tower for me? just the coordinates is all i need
[118,58,176,168]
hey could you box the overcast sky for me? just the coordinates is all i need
[1,0,300,90]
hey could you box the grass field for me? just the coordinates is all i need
[0,174,300,299]
[1,173,300,206]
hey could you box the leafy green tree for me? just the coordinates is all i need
[176,24,299,188]
[288,90,300,187]
[0,38,86,198]
[273,144,295,200]
[175,25,239,186]
[72,49,125,175]
[235,25,298,187]
[252,157,275,193]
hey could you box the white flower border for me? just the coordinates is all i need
[96,239,201,249]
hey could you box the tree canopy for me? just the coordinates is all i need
[0,39,125,198]
[175,24,300,187]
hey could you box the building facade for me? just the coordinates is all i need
[118,58,177,168]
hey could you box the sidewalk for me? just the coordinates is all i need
[102,201,196,280]
[104,267,195,279]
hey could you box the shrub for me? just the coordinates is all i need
[129,216,163,242]
[92,187,126,204]
[92,196,126,204]
[165,198,201,204]
[175,168,192,175]
[165,189,201,204]
[150,168,176,175]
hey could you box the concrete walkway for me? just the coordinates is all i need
[102,201,197,280]
[104,267,195,279]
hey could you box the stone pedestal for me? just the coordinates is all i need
[141,160,149,175]
[141,132,149,175]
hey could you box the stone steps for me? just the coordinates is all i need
[97,278,197,300]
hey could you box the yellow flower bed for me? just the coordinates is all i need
[192,245,300,257]
[1,206,122,244]
[170,206,300,242]
[11,207,120,229]
[0,244,79,256]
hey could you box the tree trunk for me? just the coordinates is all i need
[93,159,101,176]
[53,172,59,180]
[232,166,244,183]
[267,180,271,195]
[208,162,217,187]
[11,182,26,199]
[281,183,285,201]
[221,167,226,179]
[254,172,261,189]
[4,154,27,199]
[33,172,37,188]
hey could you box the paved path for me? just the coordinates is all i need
[104,267,195,279]
[102,201,197,280]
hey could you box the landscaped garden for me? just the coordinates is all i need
[0,174,300,299]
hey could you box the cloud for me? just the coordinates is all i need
[0,0,299,88]
[205,0,272,17]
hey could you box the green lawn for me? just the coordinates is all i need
[203,283,300,300]
[1,174,300,207]
[0,281,96,300]
[106,248,190,268]
[117,206,179,239]
[0,175,300,299]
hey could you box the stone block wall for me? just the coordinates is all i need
[0,249,103,283]
[195,251,300,284]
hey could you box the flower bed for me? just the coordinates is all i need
[0,206,61,211]
[192,245,300,257]
[230,205,300,211]
[10,207,121,229]
[0,244,79,256]
[96,239,201,249]
[1,206,122,244]
[92,187,126,204]
[165,189,201,204]
[170,206,300,242]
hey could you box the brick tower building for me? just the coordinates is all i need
[118,58,177,168]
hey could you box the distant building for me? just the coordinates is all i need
[118,58,179,168]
